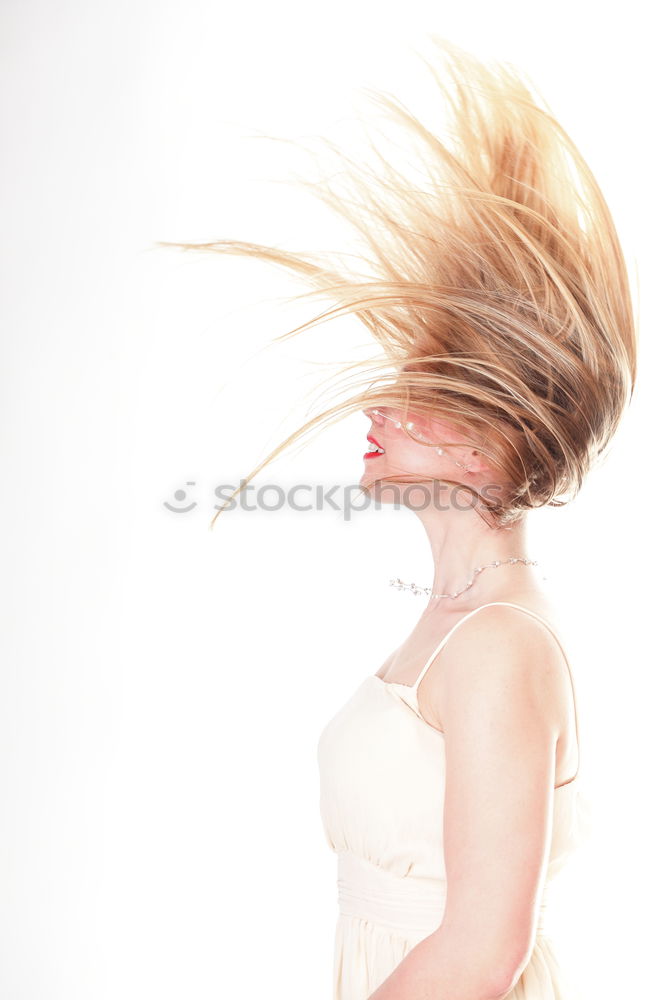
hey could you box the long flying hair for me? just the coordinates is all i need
[160,37,637,530]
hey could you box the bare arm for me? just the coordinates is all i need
[368,606,566,1000]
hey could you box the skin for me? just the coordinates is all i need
[360,407,578,1000]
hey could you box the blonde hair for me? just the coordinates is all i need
[160,37,637,530]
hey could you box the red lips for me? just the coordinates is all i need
[364,434,385,459]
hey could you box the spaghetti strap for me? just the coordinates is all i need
[410,604,493,690]
[411,601,580,785]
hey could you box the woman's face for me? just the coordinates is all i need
[360,406,477,503]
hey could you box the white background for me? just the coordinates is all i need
[1,2,664,997]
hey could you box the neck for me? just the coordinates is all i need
[414,502,537,613]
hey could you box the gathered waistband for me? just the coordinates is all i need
[337,851,549,937]
[337,852,446,935]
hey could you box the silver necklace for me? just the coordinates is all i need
[389,557,539,599]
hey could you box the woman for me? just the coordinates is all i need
[166,37,636,1000]
[319,405,590,1000]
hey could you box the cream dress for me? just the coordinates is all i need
[317,602,592,1000]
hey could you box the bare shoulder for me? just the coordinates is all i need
[433,602,571,734]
